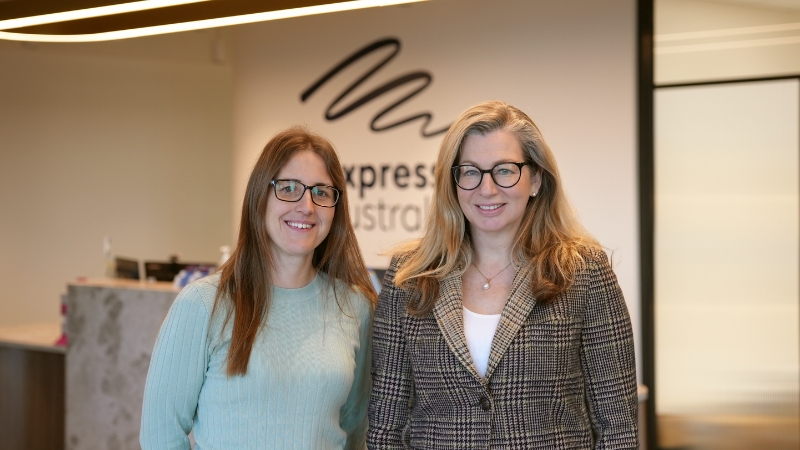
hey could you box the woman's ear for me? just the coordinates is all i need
[530,167,542,197]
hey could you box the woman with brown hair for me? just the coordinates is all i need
[141,127,376,450]
[368,101,638,449]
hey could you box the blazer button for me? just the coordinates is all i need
[479,396,491,411]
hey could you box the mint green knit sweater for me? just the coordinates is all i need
[140,272,372,450]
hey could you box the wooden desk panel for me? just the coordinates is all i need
[0,346,65,450]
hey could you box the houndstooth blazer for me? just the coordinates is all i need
[368,250,638,449]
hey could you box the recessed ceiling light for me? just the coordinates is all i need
[0,0,427,43]
[0,0,210,30]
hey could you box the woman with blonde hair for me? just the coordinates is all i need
[368,101,637,449]
[141,127,376,449]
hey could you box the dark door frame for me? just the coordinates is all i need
[637,1,656,449]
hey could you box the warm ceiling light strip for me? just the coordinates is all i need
[0,0,211,30]
[0,0,427,42]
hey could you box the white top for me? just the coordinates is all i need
[462,306,502,378]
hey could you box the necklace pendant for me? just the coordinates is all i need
[483,282,490,290]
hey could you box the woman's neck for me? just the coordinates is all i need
[470,229,515,266]
[269,256,317,289]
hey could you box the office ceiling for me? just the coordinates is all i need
[0,1,333,35]
[1,0,797,39]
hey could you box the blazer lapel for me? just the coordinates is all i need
[484,267,536,379]
[433,272,484,382]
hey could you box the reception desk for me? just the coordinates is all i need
[66,279,178,450]
[0,322,64,450]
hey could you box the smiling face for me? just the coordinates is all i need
[456,128,541,242]
[265,149,336,267]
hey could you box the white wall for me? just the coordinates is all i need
[231,0,641,374]
[0,33,233,326]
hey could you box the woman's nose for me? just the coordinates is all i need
[478,173,499,195]
[295,189,315,213]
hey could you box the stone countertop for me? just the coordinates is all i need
[66,280,180,450]
[68,277,179,292]
[0,322,64,354]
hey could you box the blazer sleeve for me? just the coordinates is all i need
[367,256,414,449]
[140,284,211,450]
[580,252,639,449]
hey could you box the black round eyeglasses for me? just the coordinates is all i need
[451,162,530,190]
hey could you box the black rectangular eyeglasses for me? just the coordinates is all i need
[270,179,340,207]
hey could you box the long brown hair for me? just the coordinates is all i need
[215,126,377,376]
[394,101,600,316]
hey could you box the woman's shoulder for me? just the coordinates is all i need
[386,249,416,271]
[573,245,620,288]
[320,273,373,316]
[376,252,422,307]
[350,288,374,322]
[580,245,611,267]
[174,272,222,314]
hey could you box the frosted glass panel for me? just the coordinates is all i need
[655,79,799,449]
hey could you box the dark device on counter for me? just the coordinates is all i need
[115,257,140,280]
[144,258,216,282]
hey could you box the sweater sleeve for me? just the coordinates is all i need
[140,284,212,450]
[579,252,639,449]
[367,257,413,449]
[340,292,373,450]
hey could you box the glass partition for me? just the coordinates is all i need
[655,79,799,449]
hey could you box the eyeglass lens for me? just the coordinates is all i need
[452,162,525,190]
[272,179,339,207]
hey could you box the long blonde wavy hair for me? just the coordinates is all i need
[393,101,600,316]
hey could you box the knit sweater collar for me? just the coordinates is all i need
[270,272,323,302]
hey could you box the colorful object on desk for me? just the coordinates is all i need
[56,293,68,347]
[173,266,216,288]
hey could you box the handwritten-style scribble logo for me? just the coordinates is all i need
[301,37,450,138]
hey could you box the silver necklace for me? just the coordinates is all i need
[472,261,513,290]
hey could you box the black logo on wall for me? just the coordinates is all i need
[301,37,450,138]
